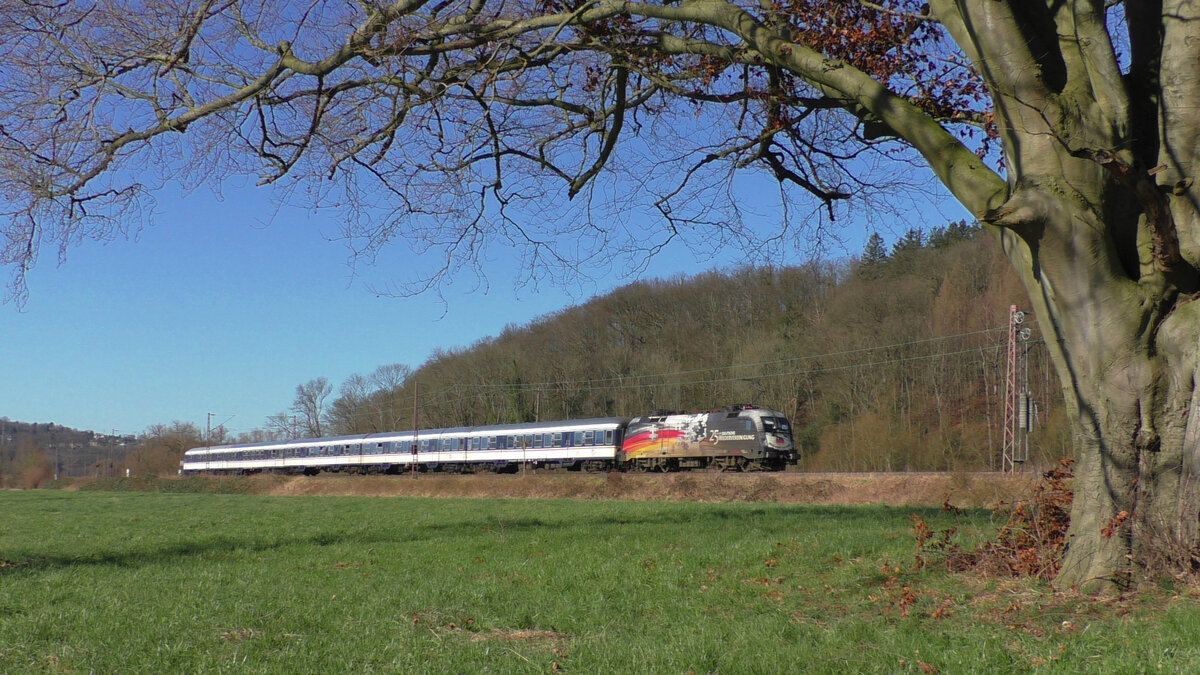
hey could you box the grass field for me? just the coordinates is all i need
[2,490,1200,673]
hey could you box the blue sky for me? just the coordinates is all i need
[1,174,966,437]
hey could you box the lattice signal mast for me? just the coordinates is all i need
[1002,305,1035,473]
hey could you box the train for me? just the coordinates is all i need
[181,405,795,474]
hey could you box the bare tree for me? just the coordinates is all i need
[292,377,332,438]
[370,364,413,392]
[3,0,1200,590]
[132,422,203,475]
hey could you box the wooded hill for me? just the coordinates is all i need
[314,224,1069,472]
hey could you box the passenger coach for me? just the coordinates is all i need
[181,417,626,474]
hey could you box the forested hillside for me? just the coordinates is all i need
[299,224,1067,472]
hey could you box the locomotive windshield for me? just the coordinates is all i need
[761,417,791,434]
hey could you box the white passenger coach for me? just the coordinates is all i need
[181,417,626,474]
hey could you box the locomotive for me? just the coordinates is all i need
[180,405,794,474]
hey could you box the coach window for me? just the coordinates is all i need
[605,430,614,445]
[584,430,594,445]
[573,431,584,446]
[489,436,497,450]
[552,432,562,447]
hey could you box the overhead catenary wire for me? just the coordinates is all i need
[216,326,1018,437]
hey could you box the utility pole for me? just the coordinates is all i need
[1002,306,1035,473]
[411,383,419,479]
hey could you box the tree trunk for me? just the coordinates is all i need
[905,0,1200,592]
[986,153,1200,590]
[1053,304,1200,590]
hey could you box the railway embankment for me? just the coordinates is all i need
[69,470,1040,508]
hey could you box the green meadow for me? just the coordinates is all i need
[2,490,1199,673]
